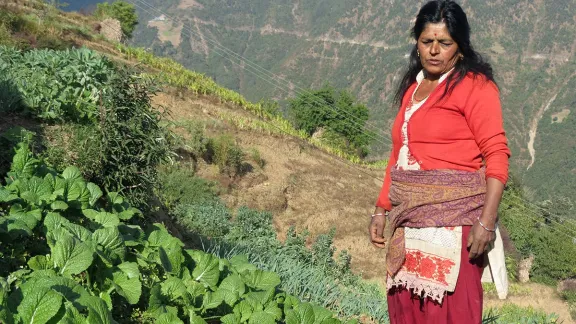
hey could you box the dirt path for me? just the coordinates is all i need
[527,93,558,170]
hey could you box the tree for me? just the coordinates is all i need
[95,1,138,39]
[288,84,373,157]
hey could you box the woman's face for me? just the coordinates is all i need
[417,22,460,78]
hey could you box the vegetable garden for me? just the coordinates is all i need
[0,3,570,321]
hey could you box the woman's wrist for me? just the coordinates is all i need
[476,216,497,232]
[479,213,498,227]
[372,206,389,218]
[477,212,498,232]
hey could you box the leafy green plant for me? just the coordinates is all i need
[0,46,114,121]
[180,208,385,321]
[40,123,103,181]
[226,207,278,249]
[94,67,172,209]
[0,140,351,323]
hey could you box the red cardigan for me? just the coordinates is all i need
[376,73,511,210]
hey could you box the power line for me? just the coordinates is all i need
[504,191,576,226]
[86,3,576,239]
[500,195,576,237]
[129,0,394,148]
[500,197,576,241]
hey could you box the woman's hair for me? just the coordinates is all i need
[394,0,496,104]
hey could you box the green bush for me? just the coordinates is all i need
[207,134,246,176]
[173,201,231,238]
[0,22,14,46]
[226,206,278,249]
[94,1,138,39]
[94,67,172,209]
[249,147,266,168]
[158,163,220,208]
[180,120,209,158]
[499,180,576,283]
[289,85,373,157]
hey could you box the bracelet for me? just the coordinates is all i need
[371,210,389,218]
[476,216,497,232]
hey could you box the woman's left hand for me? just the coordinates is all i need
[466,218,496,259]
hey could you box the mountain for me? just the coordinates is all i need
[61,0,109,12]
[127,0,576,201]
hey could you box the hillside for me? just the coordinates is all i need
[128,0,576,202]
[1,1,575,322]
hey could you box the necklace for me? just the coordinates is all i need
[412,82,430,104]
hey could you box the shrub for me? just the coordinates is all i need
[207,134,245,176]
[0,22,14,46]
[94,67,172,209]
[311,227,337,267]
[157,163,220,208]
[249,147,265,168]
[499,181,576,283]
[226,206,278,250]
[289,85,373,157]
[181,120,209,158]
[173,201,231,238]
[94,1,138,39]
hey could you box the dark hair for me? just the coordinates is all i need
[394,0,496,104]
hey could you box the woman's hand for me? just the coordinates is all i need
[467,216,496,259]
[467,178,504,259]
[369,207,387,248]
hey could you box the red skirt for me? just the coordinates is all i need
[387,226,484,324]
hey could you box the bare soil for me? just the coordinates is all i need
[153,91,387,280]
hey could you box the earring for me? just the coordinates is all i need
[459,54,464,60]
[417,51,420,57]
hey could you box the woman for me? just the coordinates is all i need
[369,1,510,323]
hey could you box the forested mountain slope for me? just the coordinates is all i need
[130,0,576,201]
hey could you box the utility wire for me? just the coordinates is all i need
[130,0,394,148]
[86,2,576,239]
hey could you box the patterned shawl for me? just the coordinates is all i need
[385,168,487,276]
